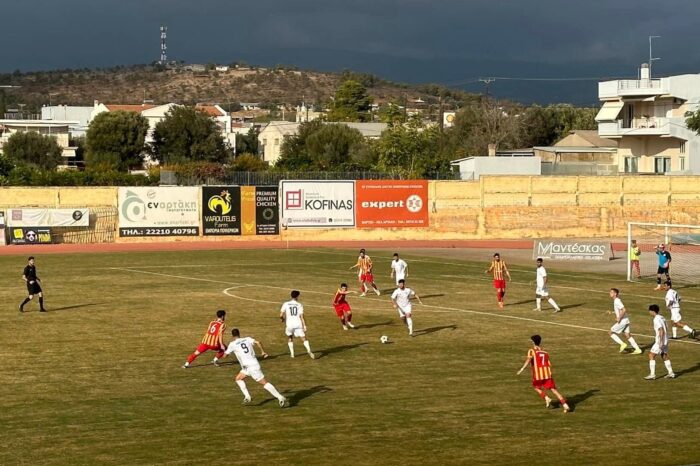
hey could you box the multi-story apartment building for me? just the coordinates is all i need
[596,64,700,174]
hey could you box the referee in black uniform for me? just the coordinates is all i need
[20,256,46,312]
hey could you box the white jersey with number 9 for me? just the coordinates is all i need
[225,337,258,367]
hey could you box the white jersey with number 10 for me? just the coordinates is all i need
[281,300,304,329]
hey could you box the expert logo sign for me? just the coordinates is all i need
[356,180,429,228]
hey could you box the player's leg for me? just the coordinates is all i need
[235,372,252,403]
[624,330,642,354]
[645,351,658,379]
[370,280,380,295]
[287,334,295,358]
[609,328,627,352]
[19,293,33,312]
[661,352,675,378]
[534,293,542,311]
[547,295,561,313]
[405,311,414,336]
[300,333,314,359]
[549,388,570,412]
[345,309,355,328]
[183,345,206,368]
[38,291,46,312]
[655,268,663,290]
[533,387,552,408]
[256,376,287,407]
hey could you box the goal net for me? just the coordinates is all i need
[627,222,700,284]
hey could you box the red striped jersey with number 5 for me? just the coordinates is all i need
[202,320,226,346]
[528,347,552,381]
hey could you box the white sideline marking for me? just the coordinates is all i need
[103,260,348,270]
[113,267,700,347]
[223,284,700,347]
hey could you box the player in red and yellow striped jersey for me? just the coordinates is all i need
[485,252,511,309]
[517,335,570,413]
[349,249,380,296]
[182,310,227,368]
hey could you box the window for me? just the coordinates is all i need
[624,157,638,173]
[274,138,279,146]
[680,141,686,154]
[680,157,686,171]
[654,157,671,174]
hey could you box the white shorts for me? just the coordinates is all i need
[241,363,265,382]
[611,318,631,334]
[395,275,406,286]
[536,286,549,297]
[670,308,682,323]
[285,327,305,338]
[651,342,669,355]
[397,305,412,317]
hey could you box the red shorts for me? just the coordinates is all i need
[532,378,556,390]
[493,279,506,289]
[334,303,351,317]
[196,343,224,354]
[360,273,374,283]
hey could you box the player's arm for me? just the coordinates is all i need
[253,340,269,359]
[22,272,28,283]
[349,259,360,270]
[504,263,511,280]
[404,263,408,277]
[301,315,307,331]
[390,264,395,278]
[279,305,286,322]
[658,325,665,343]
[617,306,626,323]
[412,291,423,305]
[391,297,398,309]
[517,354,533,375]
[485,263,493,274]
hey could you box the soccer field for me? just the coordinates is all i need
[2,247,700,465]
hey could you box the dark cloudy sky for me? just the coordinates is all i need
[2,0,699,103]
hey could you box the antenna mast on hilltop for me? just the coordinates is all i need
[159,26,168,64]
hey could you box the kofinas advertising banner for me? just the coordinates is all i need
[202,186,241,235]
[356,180,429,228]
[280,181,355,228]
[118,187,199,237]
[8,208,89,227]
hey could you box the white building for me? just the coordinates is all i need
[451,155,542,180]
[0,119,80,169]
[41,105,93,137]
[596,64,700,174]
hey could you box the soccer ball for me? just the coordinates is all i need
[380,335,389,344]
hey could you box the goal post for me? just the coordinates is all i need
[627,222,700,284]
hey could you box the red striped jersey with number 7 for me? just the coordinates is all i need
[527,347,552,381]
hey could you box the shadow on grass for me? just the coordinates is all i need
[46,303,106,312]
[359,320,394,329]
[255,385,333,407]
[414,324,457,336]
[675,362,700,377]
[317,343,368,359]
[559,303,585,311]
[567,389,600,412]
[420,294,445,299]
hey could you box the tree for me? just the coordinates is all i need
[235,127,259,155]
[2,131,63,170]
[151,106,229,165]
[375,118,450,178]
[686,109,700,134]
[230,153,268,172]
[276,121,376,171]
[377,102,406,124]
[86,110,149,171]
[326,79,373,122]
[519,104,598,147]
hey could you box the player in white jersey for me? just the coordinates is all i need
[664,281,696,339]
[644,304,676,380]
[608,288,642,354]
[223,328,288,407]
[391,279,422,336]
[390,253,409,286]
[280,290,315,359]
[533,258,561,312]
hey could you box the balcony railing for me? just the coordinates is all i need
[618,79,662,90]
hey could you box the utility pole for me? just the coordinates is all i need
[649,35,661,78]
[478,78,496,97]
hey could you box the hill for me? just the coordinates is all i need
[0,64,476,111]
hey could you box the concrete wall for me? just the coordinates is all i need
[2,176,700,243]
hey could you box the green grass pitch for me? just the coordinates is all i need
[1,248,699,465]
